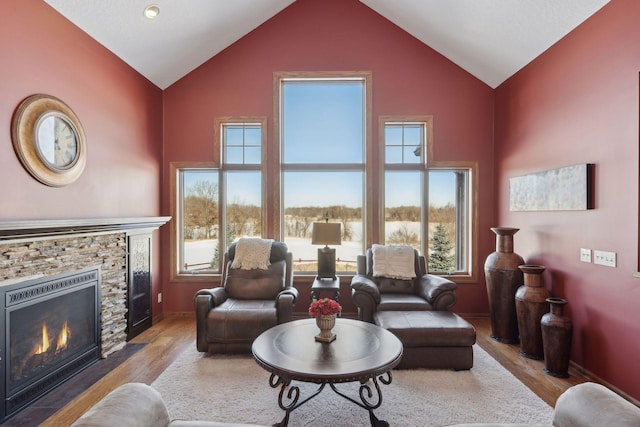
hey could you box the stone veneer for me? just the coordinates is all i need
[0,233,128,357]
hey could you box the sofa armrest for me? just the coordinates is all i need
[553,382,640,427]
[350,274,381,323]
[194,288,227,352]
[71,383,170,427]
[415,274,457,310]
[276,286,299,323]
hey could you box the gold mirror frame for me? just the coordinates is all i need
[11,94,87,187]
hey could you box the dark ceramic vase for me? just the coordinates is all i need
[541,297,573,378]
[515,265,550,360]
[484,227,524,343]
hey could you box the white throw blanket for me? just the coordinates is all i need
[372,244,416,280]
[230,238,273,270]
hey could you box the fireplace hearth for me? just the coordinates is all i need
[0,267,101,421]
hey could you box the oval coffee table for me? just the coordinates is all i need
[252,318,403,427]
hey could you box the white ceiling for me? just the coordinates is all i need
[43,0,610,89]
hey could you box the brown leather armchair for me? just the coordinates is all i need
[194,241,298,353]
[350,247,457,323]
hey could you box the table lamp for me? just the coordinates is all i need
[312,220,341,279]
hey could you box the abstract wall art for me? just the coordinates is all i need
[509,163,594,211]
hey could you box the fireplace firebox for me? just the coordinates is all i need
[0,267,101,421]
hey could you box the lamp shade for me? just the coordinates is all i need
[312,222,341,246]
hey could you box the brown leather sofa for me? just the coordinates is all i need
[350,247,458,323]
[194,241,298,353]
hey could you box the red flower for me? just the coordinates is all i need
[308,298,342,317]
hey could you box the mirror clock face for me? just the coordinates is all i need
[36,114,78,169]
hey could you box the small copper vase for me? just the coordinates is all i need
[541,297,573,378]
[315,314,337,342]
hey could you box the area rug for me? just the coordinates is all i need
[151,343,553,426]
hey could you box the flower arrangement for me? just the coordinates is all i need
[308,298,342,317]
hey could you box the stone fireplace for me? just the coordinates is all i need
[0,216,169,421]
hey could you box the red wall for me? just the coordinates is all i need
[161,0,496,315]
[0,2,165,315]
[495,0,640,400]
[3,0,639,405]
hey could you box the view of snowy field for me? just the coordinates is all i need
[183,221,425,271]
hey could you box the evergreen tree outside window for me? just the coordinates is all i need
[428,222,455,272]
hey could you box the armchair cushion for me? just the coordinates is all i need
[224,259,286,300]
[371,244,416,280]
[206,299,278,343]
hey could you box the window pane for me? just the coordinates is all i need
[244,147,261,164]
[282,81,364,164]
[225,147,244,164]
[223,124,261,165]
[384,171,422,252]
[225,171,262,242]
[225,126,244,146]
[385,123,423,164]
[181,170,219,273]
[385,146,403,164]
[427,171,458,273]
[244,126,261,146]
[283,171,363,272]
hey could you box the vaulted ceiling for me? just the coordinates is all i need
[43,0,610,89]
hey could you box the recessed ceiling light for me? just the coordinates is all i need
[144,5,160,19]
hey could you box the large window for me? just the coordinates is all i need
[279,75,367,272]
[170,119,265,278]
[171,74,477,282]
[382,117,472,276]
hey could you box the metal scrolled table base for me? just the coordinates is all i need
[269,371,393,427]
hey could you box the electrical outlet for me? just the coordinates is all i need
[157,293,163,303]
[580,248,592,263]
[593,250,616,267]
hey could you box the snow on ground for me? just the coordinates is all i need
[183,221,422,268]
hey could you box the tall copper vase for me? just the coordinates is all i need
[541,297,573,378]
[515,265,550,360]
[484,227,524,343]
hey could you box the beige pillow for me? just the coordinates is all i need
[231,238,273,270]
[371,244,416,280]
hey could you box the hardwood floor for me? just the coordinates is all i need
[465,316,590,406]
[32,314,590,426]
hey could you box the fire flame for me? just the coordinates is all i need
[56,321,71,352]
[33,321,72,355]
[34,323,50,355]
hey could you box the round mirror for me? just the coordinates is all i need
[11,94,87,187]
[35,113,78,169]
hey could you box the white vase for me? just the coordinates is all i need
[315,314,337,342]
